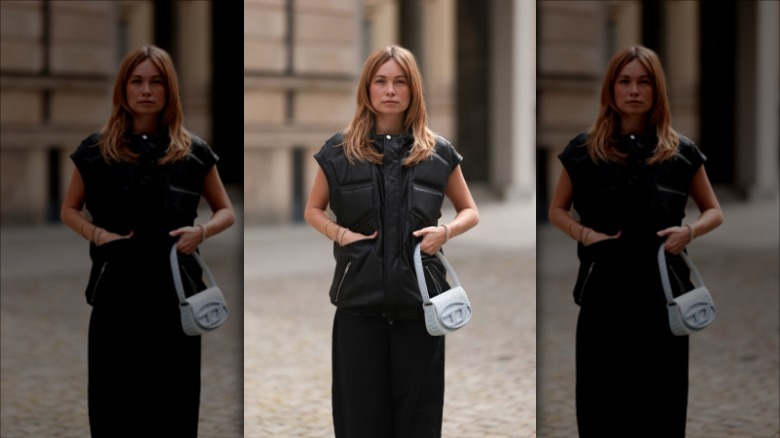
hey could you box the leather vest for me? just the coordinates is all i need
[314,132,462,314]
[70,132,218,306]
[558,132,706,305]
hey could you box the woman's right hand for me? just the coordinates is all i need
[583,229,621,246]
[339,229,378,247]
[96,230,134,246]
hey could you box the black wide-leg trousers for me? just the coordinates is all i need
[332,309,445,438]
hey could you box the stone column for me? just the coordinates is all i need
[490,0,535,200]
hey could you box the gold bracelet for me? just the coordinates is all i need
[95,228,104,245]
[91,225,100,244]
[581,228,592,245]
[567,219,577,240]
[337,227,348,247]
[324,220,335,241]
[685,224,693,244]
[197,224,206,243]
[79,221,88,239]
[441,224,451,243]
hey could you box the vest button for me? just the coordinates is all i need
[142,134,148,140]
[386,135,391,140]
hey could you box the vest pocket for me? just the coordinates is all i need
[411,184,444,226]
[338,184,376,232]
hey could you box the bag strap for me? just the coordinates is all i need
[657,243,706,304]
[413,242,462,304]
[169,244,218,305]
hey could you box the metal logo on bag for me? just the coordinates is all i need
[439,302,472,329]
[196,303,228,329]
[683,303,715,329]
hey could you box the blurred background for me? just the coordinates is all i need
[536,1,779,437]
[243,0,538,436]
[1,1,244,436]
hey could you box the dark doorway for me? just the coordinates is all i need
[455,0,490,182]
[211,0,244,184]
[699,0,736,184]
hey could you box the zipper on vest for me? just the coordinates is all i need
[334,261,352,303]
[577,261,596,303]
[89,262,108,303]
[657,184,686,197]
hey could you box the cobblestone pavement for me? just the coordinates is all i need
[537,198,780,438]
[244,199,538,438]
[0,206,244,438]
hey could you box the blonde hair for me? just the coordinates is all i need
[342,45,436,166]
[99,45,191,164]
[587,45,679,164]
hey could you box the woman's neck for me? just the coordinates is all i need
[374,114,404,135]
[619,115,647,135]
[132,116,159,135]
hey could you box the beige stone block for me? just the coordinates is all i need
[49,44,114,76]
[295,91,353,125]
[244,90,286,125]
[297,13,355,43]
[0,148,47,225]
[50,91,111,126]
[539,45,602,76]
[245,40,287,72]
[539,89,599,130]
[51,1,112,14]
[0,1,43,38]
[244,5,286,38]
[0,91,43,125]
[294,45,356,75]
[539,0,600,14]
[50,11,113,43]
[243,148,292,224]
[540,12,601,44]
[245,0,286,6]
[296,0,356,14]
[0,42,44,72]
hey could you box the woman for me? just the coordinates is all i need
[60,45,235,437]
[548,45,723,437]
[304,45,479,437]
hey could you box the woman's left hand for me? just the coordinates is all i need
[412,226,447,255]
[657,226,690,255]
[169,226,204,255]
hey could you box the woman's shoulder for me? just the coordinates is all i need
[315,132,346,161]
[71,132,102,162]
[558,132,590,163]
[433,134,463,165]
[188,134,219,165]
[676,134,706,167]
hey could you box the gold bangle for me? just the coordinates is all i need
[567,219,577,240]
[324,220,335,241]
[79,221,88,239]
[197,224,206,243]
[95,228,104,245]
[91,225,100,244]
[441,224,451,243]
[581,227,591,245]
[685,224,693,244]
[337,227,348,247]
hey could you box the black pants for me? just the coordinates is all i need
[575,304,689,438]
[88,304,201,438]
[332,309,445,438]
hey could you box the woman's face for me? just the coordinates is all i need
[369,59,410,116]
[613,59,654,117]
[126,59,166,117]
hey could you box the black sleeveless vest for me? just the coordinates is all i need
[314,132,462,314]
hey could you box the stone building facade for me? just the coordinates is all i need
[536,0,779,214]
[0,0,242,225]
[243,0,537,224]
